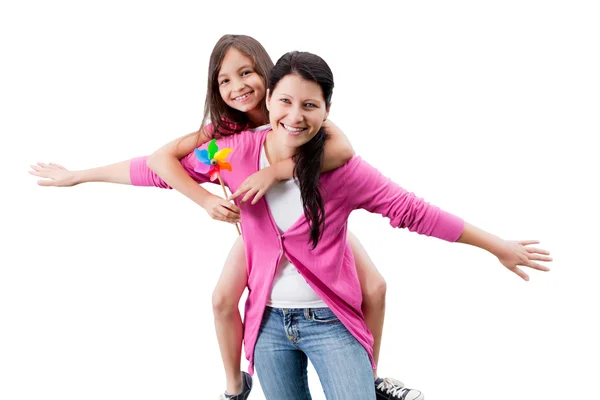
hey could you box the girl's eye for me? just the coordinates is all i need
[241,70,252,76]
[220,79,229,85]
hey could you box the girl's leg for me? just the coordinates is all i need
[254,308,312,400]
[347,231,386,379]
[300,308,376,399]
[348,232,424,400]
[212,236,248,395]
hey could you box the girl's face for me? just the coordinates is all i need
[267,74,329,150]
[218,47,266,114]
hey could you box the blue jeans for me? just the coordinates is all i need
[254,307,376,400]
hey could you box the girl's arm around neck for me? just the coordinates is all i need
[321,120,355,172]
[271,119,354,180]
[228,120,354,204]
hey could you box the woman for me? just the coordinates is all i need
[31,35,412,399]
[130,51,551,399]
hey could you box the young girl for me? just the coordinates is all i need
[129,50,552,399]
[30,35,416,400]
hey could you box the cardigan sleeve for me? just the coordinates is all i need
[344,156,464,242]
[129,151,213,188]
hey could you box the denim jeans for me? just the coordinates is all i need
[254,307,376,400]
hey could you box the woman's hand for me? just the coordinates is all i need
[228,167,279,205]
[497,240,552,281]
[29,162,79,187]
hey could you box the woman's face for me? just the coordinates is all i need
[266,74,329,149]
[218,47,266,114]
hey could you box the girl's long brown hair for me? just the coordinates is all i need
[200,34,273,141]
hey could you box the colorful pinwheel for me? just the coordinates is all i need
[193,138,241,236]
[193,139,233,182]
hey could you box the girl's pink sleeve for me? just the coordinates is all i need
[344,156,464,242]
[129,152,211,188]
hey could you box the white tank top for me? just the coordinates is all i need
[260,145,327,309]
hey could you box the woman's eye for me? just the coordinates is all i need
[279,98,290,104]
[305,103,316,108]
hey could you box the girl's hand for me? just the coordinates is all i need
[228,167,278,205]
[29,162,79,187]
[497,240,552,281]
[201,193,241,224]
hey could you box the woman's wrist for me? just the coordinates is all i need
[458,222,507,258]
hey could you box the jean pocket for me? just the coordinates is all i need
[260,307,273,329]
[311,308,340,324]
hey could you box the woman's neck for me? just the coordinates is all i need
[264,129,296,165]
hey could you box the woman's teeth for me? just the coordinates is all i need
[283,124,307,132]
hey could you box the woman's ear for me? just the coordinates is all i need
[265,89,271,111]
[324,102,332,121]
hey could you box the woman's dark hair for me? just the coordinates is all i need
[200,34,273,140]
[268,51,334,249]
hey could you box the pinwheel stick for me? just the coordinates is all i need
[217,173,241,236]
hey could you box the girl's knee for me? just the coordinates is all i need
[364,275,387,304]
[212,287,237,318]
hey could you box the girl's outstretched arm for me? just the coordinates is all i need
[29,129,215,189]
[28,129,213,187]
[229,119,354,204]
[30,160,133,186]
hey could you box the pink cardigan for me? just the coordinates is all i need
[130,128,464,375]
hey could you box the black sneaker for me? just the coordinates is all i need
[219,372,253,400]
[375,377,424,400]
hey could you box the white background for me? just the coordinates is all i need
[1,1,599,399]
